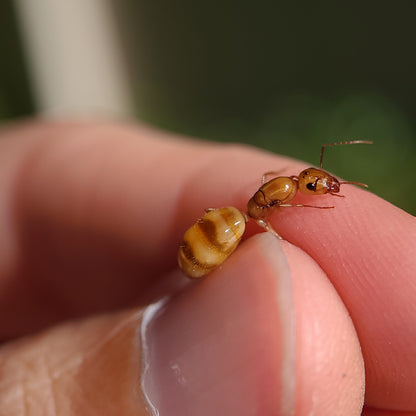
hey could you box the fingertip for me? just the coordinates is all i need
[143,232,366,415]
[281,241,365,415]
[277,189,416,409]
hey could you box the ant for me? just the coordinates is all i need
[178,140,372,278]
[247,140,372,239]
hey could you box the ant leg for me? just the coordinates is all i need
[255,219,283,240]
[241,211,249,222]
[279,204,335,209]
[261,170,285,184]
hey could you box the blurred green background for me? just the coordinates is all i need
[2,1,415,214]
[0,1,33,119]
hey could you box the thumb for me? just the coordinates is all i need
[143,233,365,415]
[142,232,296,415]
[0,233,364,415]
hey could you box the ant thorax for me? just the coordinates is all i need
[247,176,298,219]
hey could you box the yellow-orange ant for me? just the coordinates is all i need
[178,140,372,278]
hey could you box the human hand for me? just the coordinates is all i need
[0,121,414,415]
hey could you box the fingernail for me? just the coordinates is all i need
[141,233,296,416]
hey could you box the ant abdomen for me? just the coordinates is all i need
[177,207,247,278]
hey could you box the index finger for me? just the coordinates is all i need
[0,121,292,338]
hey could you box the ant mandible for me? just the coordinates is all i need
[178,140,372,278]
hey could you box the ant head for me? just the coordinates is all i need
[298,167,368,196]
[298,168,340,195]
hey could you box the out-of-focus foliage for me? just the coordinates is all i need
[0,1,34,120]
[117,0,416,214]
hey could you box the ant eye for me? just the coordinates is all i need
[306,182,316,191]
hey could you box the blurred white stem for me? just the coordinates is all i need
[14,0,133,118]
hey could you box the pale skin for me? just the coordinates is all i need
[0,121,415,415]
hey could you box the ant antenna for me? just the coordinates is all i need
[338,180,369,188]
[320,140,373,169]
